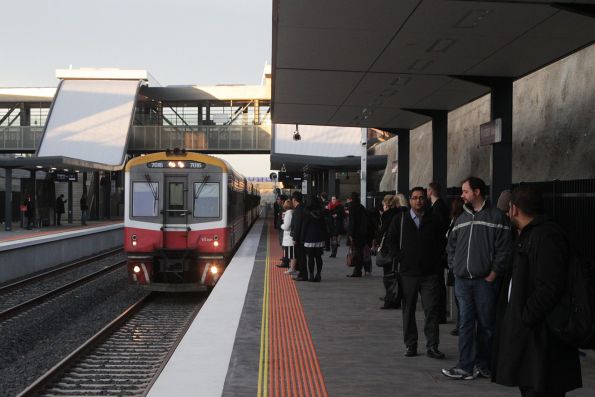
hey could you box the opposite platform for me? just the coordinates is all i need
[149,218,595,397]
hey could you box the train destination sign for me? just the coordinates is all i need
[54,171,78,182]
[147,161,206,169]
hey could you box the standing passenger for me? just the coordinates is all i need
[301,195,328,282]
[492,185,582,396]
[80,193,88,226]
[376,195,400,309]
[428,181,449,324]
[387,187,446,358]
[328,195,345,258]
[442,177,512,380]
[290,191,307,281]
[346,192,370,277]
[24,196,34,230]
[56,194,67,226]
[280,199,296,275]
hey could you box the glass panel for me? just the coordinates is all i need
[132,182,158,216]
[168,182,185,210]
[194,182,220,218]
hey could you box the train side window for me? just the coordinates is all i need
[193,182,220,218]
[132,182,159,216]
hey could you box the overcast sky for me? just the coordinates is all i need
[0,0,273,176]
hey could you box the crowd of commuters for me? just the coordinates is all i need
[272,175,583,396]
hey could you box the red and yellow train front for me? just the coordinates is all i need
[124,152,231,291]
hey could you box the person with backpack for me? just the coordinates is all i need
[492,185,582,396]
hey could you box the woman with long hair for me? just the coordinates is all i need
[280,199,297,275]
[301,195,328,282]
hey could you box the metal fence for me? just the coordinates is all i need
[447,178,595,263]
[0,125,272,153]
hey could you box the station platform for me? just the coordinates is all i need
[0,220,123,284]
[148,218,594,397]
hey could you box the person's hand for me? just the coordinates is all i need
[484,271,497,282]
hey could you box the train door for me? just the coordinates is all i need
[164,176,188,224]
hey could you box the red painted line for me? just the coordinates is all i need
[266,218,329,397]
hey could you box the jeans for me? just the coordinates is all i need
[454,276,500,373]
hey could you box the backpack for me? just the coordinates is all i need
[546,252,595,349]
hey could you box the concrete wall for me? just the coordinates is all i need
[0,225,123,283]
[372,43,595,191]
[513,43,595,182]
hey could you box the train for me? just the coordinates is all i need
[124,149,260,291]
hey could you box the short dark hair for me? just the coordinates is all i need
[462,176,487,198]
[409,186,426,197]
[428,182,441,196]
[291,190,303,202]
[511,185,544,216]
[350,191,360,200]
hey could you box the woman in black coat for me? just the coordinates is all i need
[300,195,329,282]
[327,195,345,257]
[377,195,400,309]
[492,215,582,396]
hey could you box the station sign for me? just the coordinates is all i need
[480,118,502,146]
[147,161,206,169]
[54,171,78,182]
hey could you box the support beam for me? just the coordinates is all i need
[4,168,12,231]
[328,169,336,197]
[67,180,73,224]
[401,109,448,193]
[360,128,367,206]
[396,129,410,195]
[451,76,514,203]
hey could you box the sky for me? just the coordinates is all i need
[0,0,273,176]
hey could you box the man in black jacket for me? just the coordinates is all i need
[492,185,582,396]
[387,187,446,359]
[427,181,449,323]
[290,191,308,281]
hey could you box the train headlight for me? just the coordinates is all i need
[213,241,219,247]
[210,265,219,275]
[177,161,185,168]
[168,161,176,168]
[131,234,137,247]
[133,265,141,273]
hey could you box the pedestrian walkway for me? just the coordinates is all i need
[226,220,594,396]
[0,220,123,243]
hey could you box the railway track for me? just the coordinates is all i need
[0,249,125,322]
[18,292,204,397]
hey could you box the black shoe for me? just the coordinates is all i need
[313,274,321,282]
[380,304,398,310]
[347,274,362,278]
[404,346,417,357]
[427,347,445,359]
[449,328,459,336]
[295,277,309,281]
[276,264,290,268]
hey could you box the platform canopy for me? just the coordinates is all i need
[34,69,147,169]
[271,0,595,129]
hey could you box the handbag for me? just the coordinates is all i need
[346,246,354,267]
[375,235,393,267]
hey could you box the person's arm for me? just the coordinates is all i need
[446,218,459,270]
[281,211,292,231]
[521,229,568,326]
[385,213,401,257]
[490,212,512,279]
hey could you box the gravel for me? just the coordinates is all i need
[0,267,148,397]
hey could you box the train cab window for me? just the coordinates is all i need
[168,182,185,210]
[193,182,220,218]
[132,182,159,216]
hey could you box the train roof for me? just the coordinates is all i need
[125,151,230,173]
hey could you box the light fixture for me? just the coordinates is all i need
[293,124,301,141]
[281,163,286,173]
[168,161,176,168]
[177,161,185,168]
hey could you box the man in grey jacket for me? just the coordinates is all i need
[442,177,512,380]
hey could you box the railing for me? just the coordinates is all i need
[0,125,272,153]
[128,125,271,152]
[0,126,44,151]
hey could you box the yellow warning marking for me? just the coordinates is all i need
[257,224,270,397]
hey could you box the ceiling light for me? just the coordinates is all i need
[293,124,301,141]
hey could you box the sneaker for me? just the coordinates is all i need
[441,367,474,380]
[284,269,295,275]
[473,366,491,379]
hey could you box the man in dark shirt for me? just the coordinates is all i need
[387,187,446,359]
